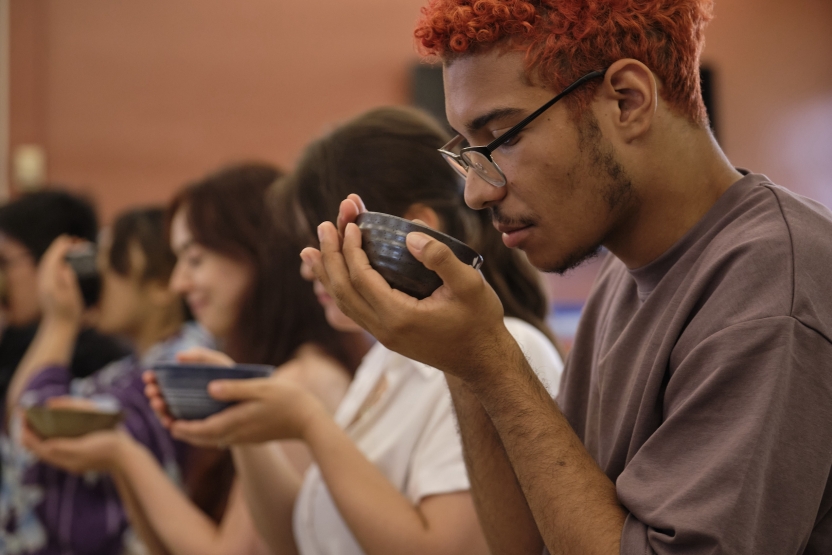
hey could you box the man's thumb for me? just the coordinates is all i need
[406,232,470,291]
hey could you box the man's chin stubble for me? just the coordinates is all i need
[540,244,602,275]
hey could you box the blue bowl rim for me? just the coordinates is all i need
[152,363,274,375]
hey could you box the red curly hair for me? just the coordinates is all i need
[415,0,714,125]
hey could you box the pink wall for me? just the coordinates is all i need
[10,0,428,220]
[702,0,832,206]
[8,0,832,330]
[10,0,832,220]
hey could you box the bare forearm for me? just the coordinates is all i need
[118,439,227,555]
[231,444,301,555]
[305,414,429,554]
[467,334,625,555]
[305,413,474,555]
[112,470,170,555]
[446,375,544,555]
[6,317,78,418]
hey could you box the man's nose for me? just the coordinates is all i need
[463,171,506,210]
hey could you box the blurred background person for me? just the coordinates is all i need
[145,107,565,555]
[4,0,829,358]
[0,191,128,412]
[0,206,209,555]
[21,163,368,555]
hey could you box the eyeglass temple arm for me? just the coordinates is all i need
[484,69,608,152]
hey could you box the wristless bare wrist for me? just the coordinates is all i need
[458,326,525,398]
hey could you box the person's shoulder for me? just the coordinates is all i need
[504,317,564,396]
[759,180,832,256]
[684,174,832,343]
[504,317,555,351]
[758,181,832,341]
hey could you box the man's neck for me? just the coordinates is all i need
[606,126,743,269]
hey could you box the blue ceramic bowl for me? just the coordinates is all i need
[153,363,273,420]
[355,212,484,299]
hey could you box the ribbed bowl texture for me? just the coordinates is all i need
[153,363,273,420]
[355,212,483,300]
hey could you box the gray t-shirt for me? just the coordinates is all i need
[559,172,832,554]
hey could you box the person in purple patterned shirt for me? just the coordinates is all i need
[0,207,211,555]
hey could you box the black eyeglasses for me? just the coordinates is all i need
[439,68,607,187]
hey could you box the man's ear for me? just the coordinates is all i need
[403,203,442,231]
[597,59,657,143]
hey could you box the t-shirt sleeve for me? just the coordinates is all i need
[406,381,470,503]
[617,316,832,554]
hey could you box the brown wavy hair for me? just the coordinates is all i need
[169,163,355,521]
[168,163,349,368]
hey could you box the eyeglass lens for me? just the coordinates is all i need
[440,152,469,180]
[461,151,505,186]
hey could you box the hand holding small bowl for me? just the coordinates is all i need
[147,347,271,422]
[301,194,511,382]
[21,397,130,474]
[167,372,327,448]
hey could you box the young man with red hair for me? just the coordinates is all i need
[303,0,832,553]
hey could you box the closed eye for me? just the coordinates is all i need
[494,131,521,148]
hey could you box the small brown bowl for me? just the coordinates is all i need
[355,212,484,299]
[26,405,123,439]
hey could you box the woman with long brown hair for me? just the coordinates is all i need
[154,107,564,555]
[23,163,368,555]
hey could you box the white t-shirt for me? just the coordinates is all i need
[292,317,564,555]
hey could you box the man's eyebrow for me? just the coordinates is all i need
[465,107,524,133]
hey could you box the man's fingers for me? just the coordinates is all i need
[336,198,362,236]
[347,194,367,214]
[406,232,481,297]
[341,223,414,311]
[316,222,377,328]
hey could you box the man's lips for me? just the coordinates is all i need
[494,222,531,235]
[495,222,534,249]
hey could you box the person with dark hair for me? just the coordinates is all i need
[304,1,832,553]
[22,163,367,555]
[0,190,128,407]
[2,207,210,555]
[147,107,563,555]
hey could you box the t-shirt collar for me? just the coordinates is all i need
[627,169,759,301]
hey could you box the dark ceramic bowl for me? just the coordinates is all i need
[26,406,123,438]
[355,212,484,300]
[153,363,274,420]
